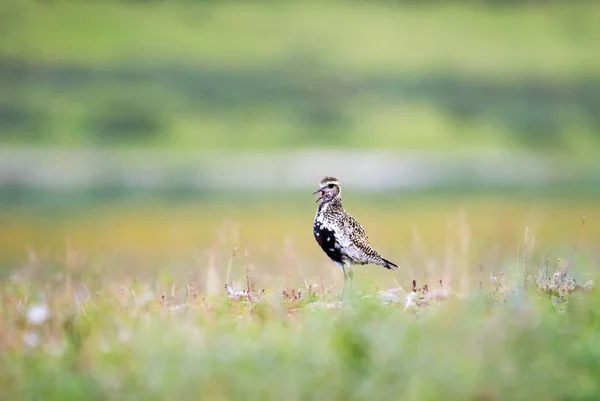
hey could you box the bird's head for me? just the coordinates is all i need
[313,176,341,204]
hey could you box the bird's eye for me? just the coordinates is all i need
[327,183,334,188]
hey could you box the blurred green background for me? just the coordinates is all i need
[2,0,600,152]
[1,0,599,286]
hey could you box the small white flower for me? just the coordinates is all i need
[378,288,403,304]
[404,292,418,311]
[118,329,132,343]
[27,303,49,325]
[23,331,40,347]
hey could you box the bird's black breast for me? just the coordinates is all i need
[313,222,343,264]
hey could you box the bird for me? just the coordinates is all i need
[312,176,398,294]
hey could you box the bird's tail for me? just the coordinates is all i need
[381,257,398,270]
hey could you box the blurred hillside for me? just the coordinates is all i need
[1,1,600,155]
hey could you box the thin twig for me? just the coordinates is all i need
[244,249,252,302]
[566,216,586,274]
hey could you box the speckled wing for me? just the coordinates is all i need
[341,213,376,264]
[343,213,394,267]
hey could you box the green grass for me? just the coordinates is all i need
[1,194,600,400]
[1,245,599,401]
[1,0,600,154]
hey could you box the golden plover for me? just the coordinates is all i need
[312,176,397,292]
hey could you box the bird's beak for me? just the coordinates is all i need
[313,187,324,203]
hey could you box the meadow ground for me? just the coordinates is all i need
[1,194,600,400]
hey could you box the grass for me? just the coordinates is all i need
[1,228,599,400]
[1,195,600,399]
[2,195,600,280]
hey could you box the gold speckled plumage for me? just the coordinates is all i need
[313,176,398,281]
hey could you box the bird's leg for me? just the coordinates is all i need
[335,262,347,300]
[348,270,354,291]
[341,267,348,299]
[347,266,354,292]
